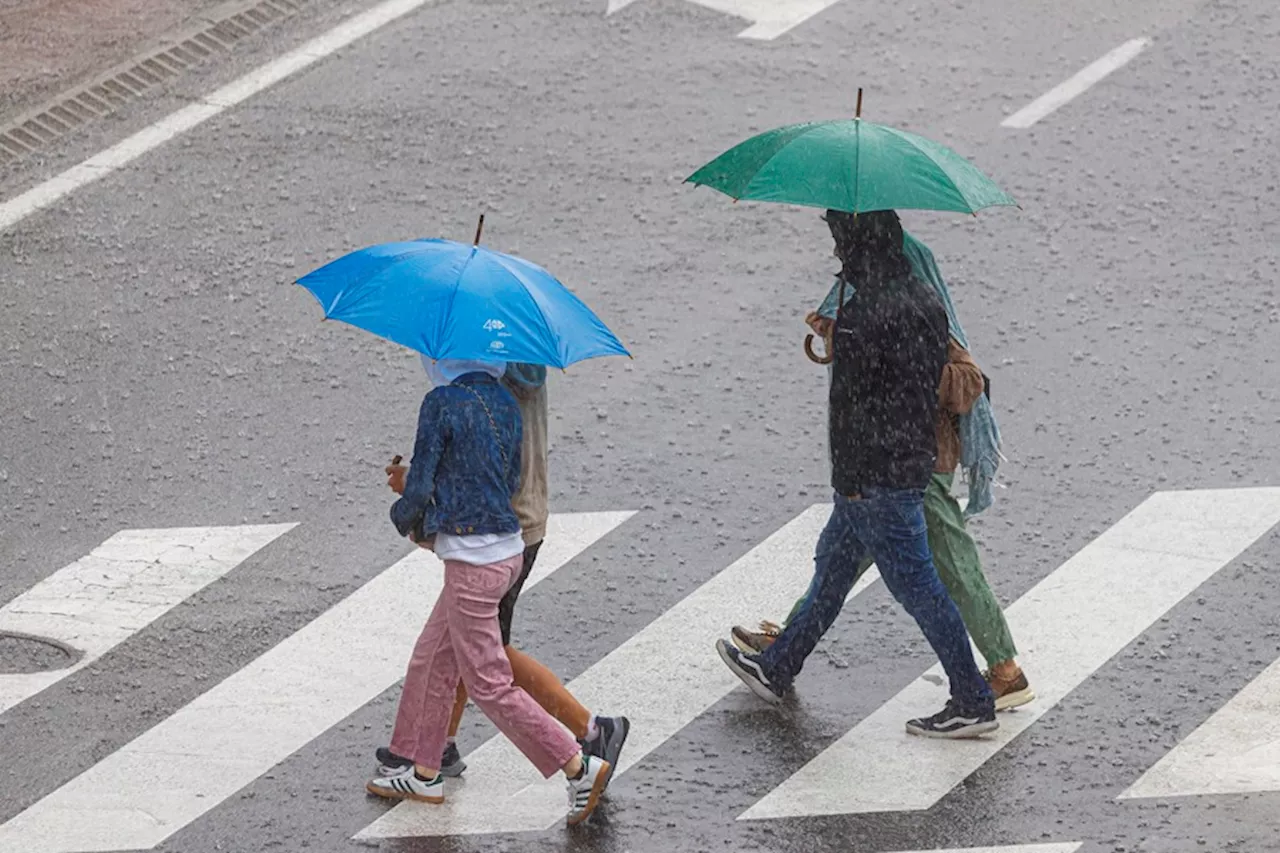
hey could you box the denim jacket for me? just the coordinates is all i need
[390,372,523,541]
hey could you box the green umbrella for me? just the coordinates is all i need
[686,94,1015,215]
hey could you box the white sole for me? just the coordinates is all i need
[996,687,1036,711]
[716,640,782,705]
[905,719,1000,739]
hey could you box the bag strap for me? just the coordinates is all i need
[460,383,511,478]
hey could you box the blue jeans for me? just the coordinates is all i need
[758,489,994,711]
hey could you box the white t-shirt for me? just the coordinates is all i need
[434,530,524,566]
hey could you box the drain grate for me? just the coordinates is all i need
[0,0,309,166]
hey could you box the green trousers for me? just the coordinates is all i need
[785,473,1018,667]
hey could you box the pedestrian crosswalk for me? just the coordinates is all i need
[0,512,631,853]
[0,524,296,715]
[1119,653,1280,800]
[1,490,1279,852]
[740,488,1280,819]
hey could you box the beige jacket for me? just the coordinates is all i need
[503,375,548,547]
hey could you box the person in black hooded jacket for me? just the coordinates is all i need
[716,210,998,738]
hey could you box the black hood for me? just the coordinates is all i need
[825,209,910,286]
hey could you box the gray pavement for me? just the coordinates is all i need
[2,0,1280,851]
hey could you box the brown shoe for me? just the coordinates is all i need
[985,667,1035,711]
[731,621,782,654]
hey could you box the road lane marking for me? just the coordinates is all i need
[1120,653,1280,799]
[890,846,1082,853]
[0,511,632,853]
[605,0,846,41]
[740,488,1280,820]
[1002,37,1150,128]
[357,503,879,838]
[0,524,296,715]
[0,0,438,234]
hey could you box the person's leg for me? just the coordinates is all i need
[447,684,468,738]
[387,590,459,771]
[493,541,592,738]
[506,646,591,737]
[860,488,994,733]
[755,498,871,689]
[446,555,582,778]
[447,553,610,824]
[923,475,1033,710]
[369,584,460,802]
[783,554,876,628]
[923,474,1018,668]
[436,541,544,769]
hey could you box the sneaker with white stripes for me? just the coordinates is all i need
[566,755,611,825]
[905,699,999,739]
[375,743,465,778]
[715,638,785,704]
[365,767,444,803]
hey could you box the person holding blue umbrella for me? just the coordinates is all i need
[374,358,631,788]
[296,222,630,823]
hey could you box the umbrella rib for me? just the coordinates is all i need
[442,246,480,359]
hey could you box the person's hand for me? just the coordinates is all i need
[385,458,407,495]
[409,529,436,551]
[805,311,834,338]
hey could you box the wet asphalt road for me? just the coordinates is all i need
[2,0,1280,851]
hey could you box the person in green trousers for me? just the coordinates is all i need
[732,229,1033,710]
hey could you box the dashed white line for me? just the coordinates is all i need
[1002,37,1150,129]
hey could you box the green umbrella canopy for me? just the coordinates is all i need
[686,113,1016,215]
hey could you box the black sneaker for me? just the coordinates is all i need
[375,743,466,778]
[715,638,785,704]
[905,699,999,739]
[581,716,630,789]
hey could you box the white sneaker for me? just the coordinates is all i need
[365,767,444,804]
[565,755,611,825]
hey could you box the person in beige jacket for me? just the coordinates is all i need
[377,363,630,782]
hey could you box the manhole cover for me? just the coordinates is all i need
[0,632,81,674]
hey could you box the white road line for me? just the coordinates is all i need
[0,512,631,853]
[0,524,296,715]
[1120,653,1280,800]
[358,503,879,838]
[741,488,1280,820]
[605,0,845,41]
[890,846,1082,853]
[0,0,437,234]
[1001,37,1150,129]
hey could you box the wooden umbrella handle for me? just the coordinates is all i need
[804,331,834,364]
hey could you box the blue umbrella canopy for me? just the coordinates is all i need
[297,238,630,369]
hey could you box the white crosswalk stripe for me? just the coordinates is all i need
[0,512,631,853]
[2,490,1278,850]
[359,503,883,838]
[0,524,296,715]
[740,488,1280,820]
[1119,651,1280,800]
[888,846,1082,853]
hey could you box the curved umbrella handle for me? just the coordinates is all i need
[804,331,834,365]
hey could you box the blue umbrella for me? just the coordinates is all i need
[296,225,630,369]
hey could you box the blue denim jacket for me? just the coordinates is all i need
[390,372,522,541]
